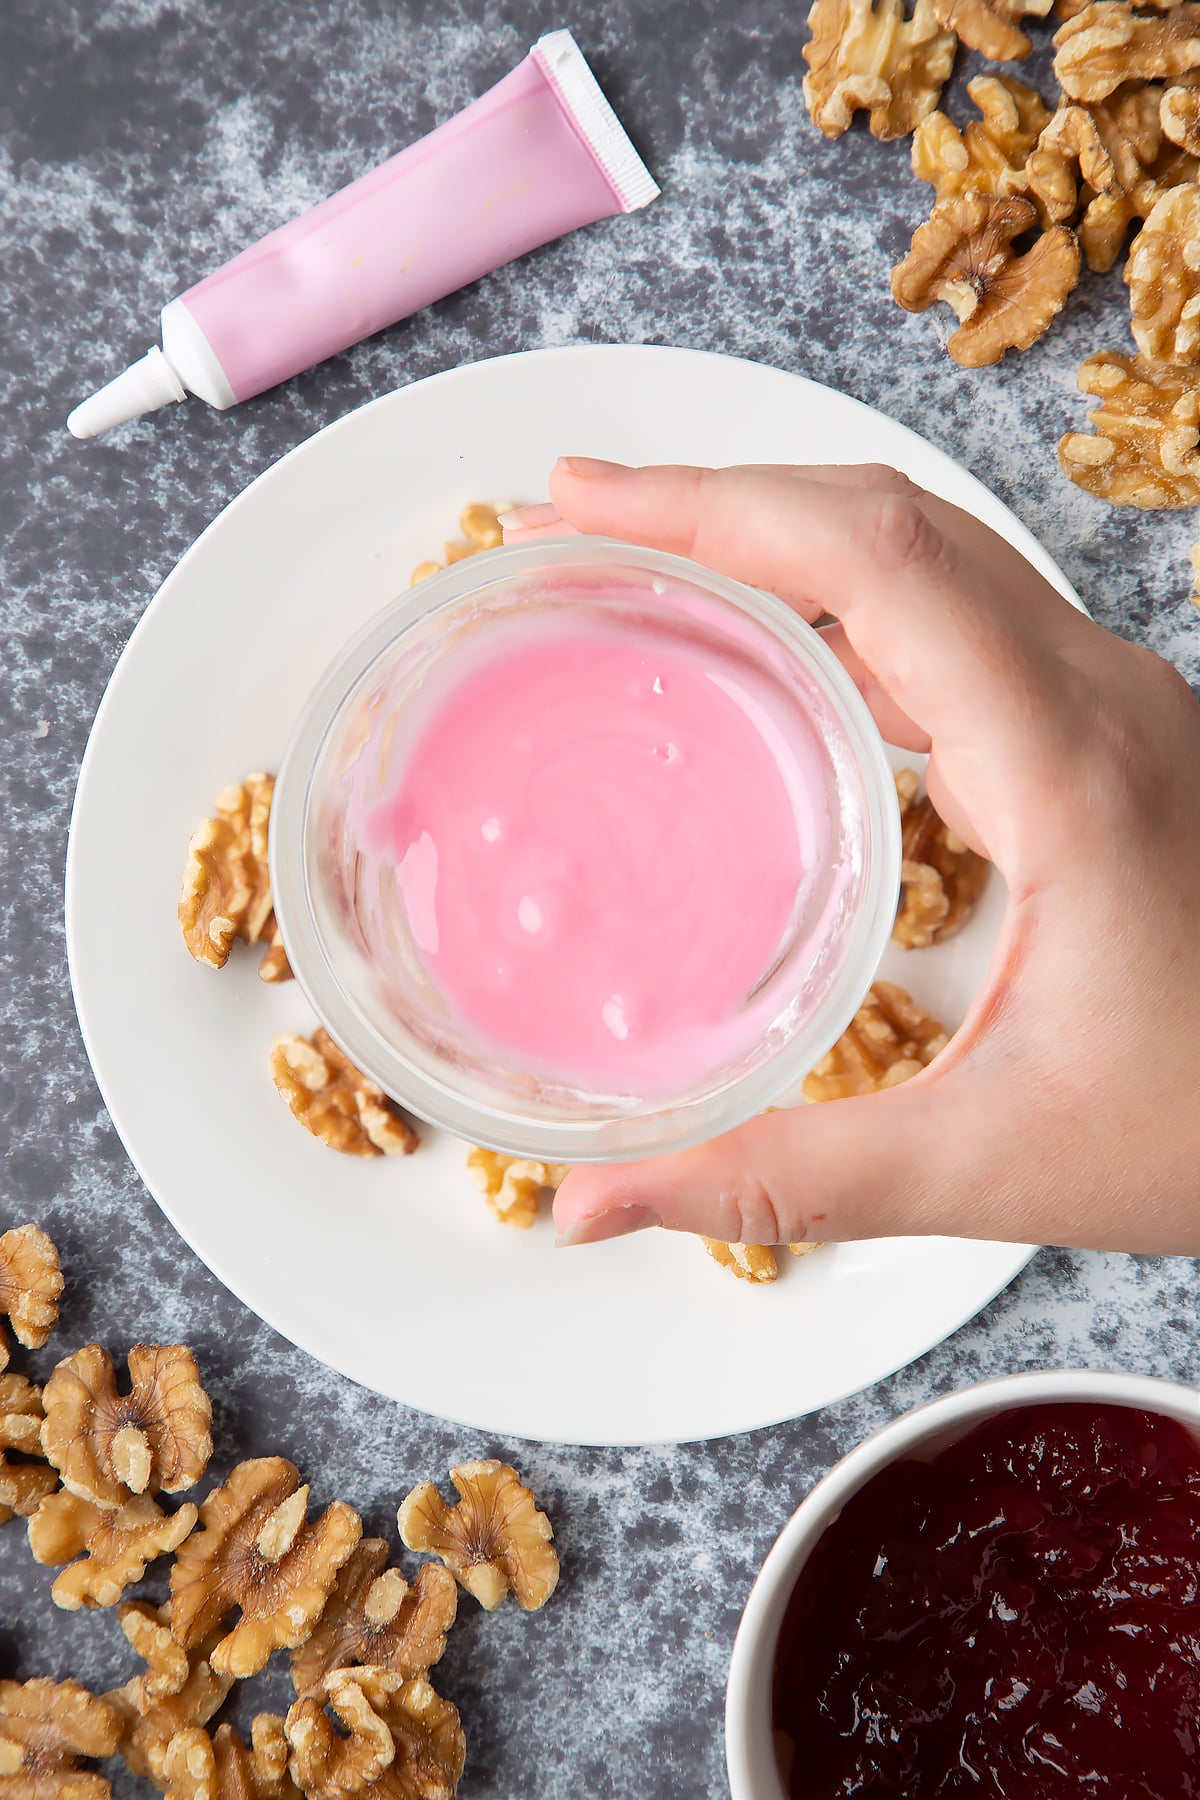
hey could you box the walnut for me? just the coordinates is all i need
[802,0,956,142]
[703,1241,779,1283]
[912,77,1051,206]
[1162,81,1200,157]
[178,775,291,982]
[1078,141,1200,270]
[0,1225,63,1371]
[0,1680,121,1800]
[930,0,1052,61]
[1054,4,1200,104]
[803,981,949,1101]
[170,1457,363,1680]
[270,1030,419,1158]
[0,1375,57,1527]
[162,1721,299,1800]
[464,1149,571,1229]
[258,926,293,985]
[27,1488,197,1610]
[410,504,512,585]
[1028,89,1163,228]
[1059,349,1200,504]
[41,1343,212,1511]
[892,769,990,948]
[398,1461,558,1613]
[1126,180,1200,361]
[283,1671,396,1799]
[105,1604,232,1786]
[892,194,1080,366]
[291,1542,458,1701]
[285,1670,465,1800]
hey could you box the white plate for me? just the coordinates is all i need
[67,346,1078,1447]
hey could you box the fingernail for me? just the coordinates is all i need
[555,1204,660,1248]
[555,456,631,479]
[500,502,561,533]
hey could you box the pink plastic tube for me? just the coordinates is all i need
[67,30,658,438]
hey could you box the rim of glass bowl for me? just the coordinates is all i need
[270,536,901,1161]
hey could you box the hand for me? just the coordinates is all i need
[517,459,1200,1257]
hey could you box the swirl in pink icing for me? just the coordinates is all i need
[359,609,840,1095]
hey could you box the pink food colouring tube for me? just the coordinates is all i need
[67,30,659,439]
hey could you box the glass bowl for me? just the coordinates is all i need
[270,536,901,1161]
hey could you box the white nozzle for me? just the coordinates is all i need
[67,346,188,440]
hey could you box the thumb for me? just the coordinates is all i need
[552,1075,1023,1249]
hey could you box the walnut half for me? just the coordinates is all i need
[0,1679,121,1800]
[104,1603,233,1787]
[170,1457,363,1680]
[1059,349,1200,506]
[28,1488,197,1611]
[893,193,1080,367]
[286,1669,465,1800]
[398,1461,559,1613]
[465,1150,571,1229]
[40,1344,212,1512]
[290,1541,458,1702]
[179,775,290,981]
[1125,180,1200,363]
[0,1225,63,1372]
[803,0,956,142]
[893,769,990,948]
[803,982,949,1101]
[270,1030,419,1158]
[0,1374,57,1527]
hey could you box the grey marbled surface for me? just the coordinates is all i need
[1,2,1198,1795]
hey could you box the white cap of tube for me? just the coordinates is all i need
[67,302,237,439]
[67,346,188,439]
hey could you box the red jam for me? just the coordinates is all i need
[772,1403,1200,1797]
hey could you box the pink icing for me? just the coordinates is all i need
[178,52,624,403]
[361,610,836,1094]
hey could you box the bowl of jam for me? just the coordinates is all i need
[725,1371,1200,1800]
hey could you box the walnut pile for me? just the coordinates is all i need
[410,502,513,585]
[269,1029,419,1157]
[41,1343,212,1510]
[0,1375,57,1527]
[0,1678,121,1800]
[0,1226,561,1800]
[801,0,1200,604]
[0,1225,63,1373]
[179,775,292,982]
[892,192,1080,366]
[465,1148,571,1228]
[285,1669,465,1800]
[398,1461,559,1613]
[893,768,990,948]
[291,1542,458,1701]
[170,1457,363,1679]
[803,981,950,1101]
[802,0,955,141]
[1059,350,1200,505]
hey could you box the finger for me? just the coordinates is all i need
[547,461,1085,785]
[818,622,931,753]
[552,1073,1025,1249]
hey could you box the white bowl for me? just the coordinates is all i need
[725,1369,1200,1800]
